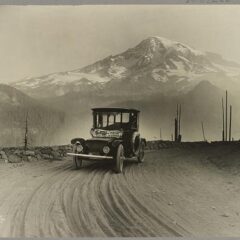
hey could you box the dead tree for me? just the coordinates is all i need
[24,111,29,151]
[221,90,233,142]
[174,104,178,141]
[178,104,181,141]
[222,97,225,141]
[174,104,182,142]
[225,90,228,141]
[174,119,178,142]
[229,105,232,142]
[201,121,206,142]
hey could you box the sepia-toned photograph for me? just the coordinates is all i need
[1,4,240,237]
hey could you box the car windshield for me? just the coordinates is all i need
[93,111,138,130]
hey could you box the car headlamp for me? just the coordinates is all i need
[90,128,95,137]
[76,144,83,153]
[103,146,110,154]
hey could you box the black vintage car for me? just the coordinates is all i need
[67,108,146,173]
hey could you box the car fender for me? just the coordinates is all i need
[111,139,124,157]
[71,138,85,145]
[111,139,123,148]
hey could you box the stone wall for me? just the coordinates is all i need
[146,140,240,150]
[0,145,72,163]
[145,140,210,150]
[1,141,240,163]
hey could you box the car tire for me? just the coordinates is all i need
[131,132,141,155]
[114,144,124,173]
[73,147,83,169]
[73,156,83,169]
[137,141,145,163]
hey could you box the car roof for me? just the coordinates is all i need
[92,107,140,113]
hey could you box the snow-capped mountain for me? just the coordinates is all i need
[12,36,240,98]
[7,36,240,142]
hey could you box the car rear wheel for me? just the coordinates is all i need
[137,141,145,163]
[114,144,124,173]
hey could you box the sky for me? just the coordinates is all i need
[1,5,240,83]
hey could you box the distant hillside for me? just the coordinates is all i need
[0,84,65,146]
[46,81,240,142]
[105,81,239,141]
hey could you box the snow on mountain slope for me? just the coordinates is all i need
[16,71,110,88]
[11,36,240,98]
[13,71,108,98]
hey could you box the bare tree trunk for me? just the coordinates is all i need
[174,118,178,142]
[201,121,206,141]
[229,105,232,142]
[174,104,179,142]
[24,111,29,151]
[178,104,181,140]
[222,97,225,141]
[225,90,228,141]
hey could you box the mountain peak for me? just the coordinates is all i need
[142,36,179,48]
[136,36,204,57]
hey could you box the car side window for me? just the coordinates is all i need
[122,113,129,123]
[115,113,121,123]
[98,114,103,128]
[108,114,115,125]
[102,114,108,127]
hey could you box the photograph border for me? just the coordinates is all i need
[0,0,240,5]
[0,1,239,240]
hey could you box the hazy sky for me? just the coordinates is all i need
[1,5,240,83]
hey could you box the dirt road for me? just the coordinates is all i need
[1,148,240,237]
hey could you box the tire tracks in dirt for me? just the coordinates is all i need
[0,152,193,237]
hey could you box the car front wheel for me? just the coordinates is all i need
[73,147,83,169]
[114,144,124,173]
[73,156,83,169]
